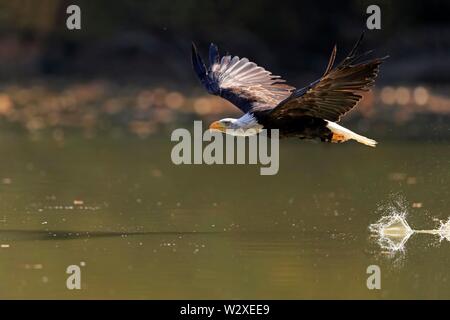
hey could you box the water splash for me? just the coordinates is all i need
[369,210,413,252]
[370,195,450,253]
[437,218,450,241]
[415,218,450,242]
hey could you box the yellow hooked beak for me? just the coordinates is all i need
[209,121,227,132]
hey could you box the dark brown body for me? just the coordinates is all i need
[254,111,333,141]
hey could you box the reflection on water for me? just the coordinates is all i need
[0,131,450,299]
[0,229,217,242]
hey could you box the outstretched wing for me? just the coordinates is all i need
[270,34,387,122]
[191,43,294,113]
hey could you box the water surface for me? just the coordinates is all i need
[0,131,449,299]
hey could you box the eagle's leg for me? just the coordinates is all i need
[331,133,346,143]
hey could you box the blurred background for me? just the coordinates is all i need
[0,0,448,140]
[0,0,450,299]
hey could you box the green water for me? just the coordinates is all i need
[0,131,449,299]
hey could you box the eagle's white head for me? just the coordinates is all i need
[209,114,263,136]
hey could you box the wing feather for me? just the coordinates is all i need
[270,34,387,122]
[191,43,294,113]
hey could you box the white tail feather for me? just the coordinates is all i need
[326,121,377,147]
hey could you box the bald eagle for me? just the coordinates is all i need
[191,34,387,147]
